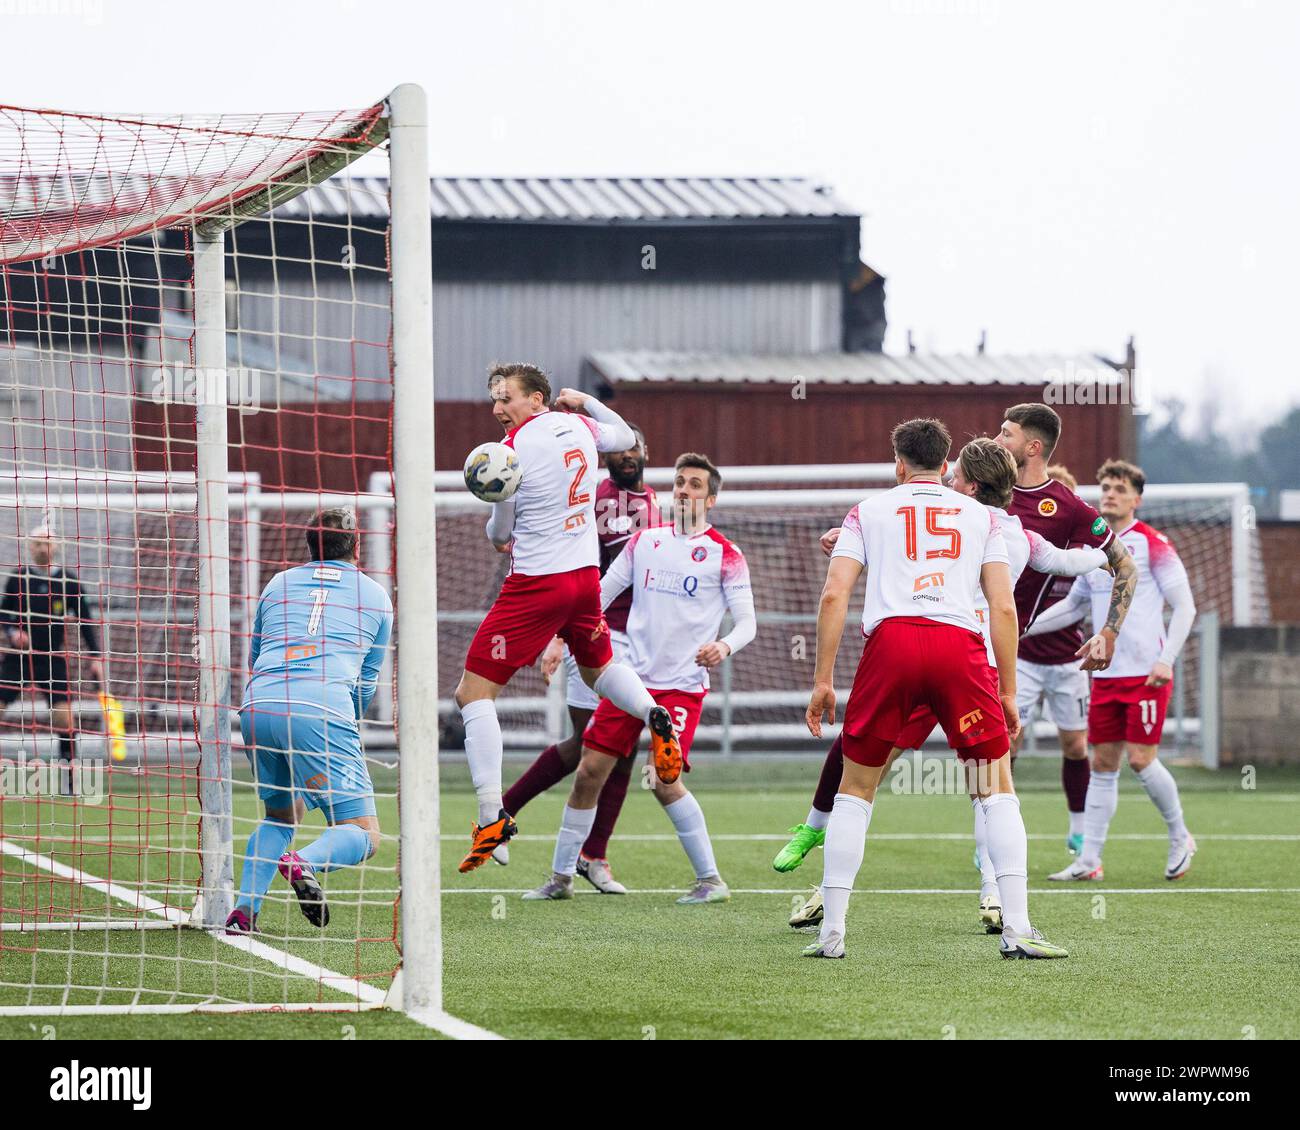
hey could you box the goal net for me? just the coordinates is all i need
[436,467,1265,760]
[0,90,445,1023]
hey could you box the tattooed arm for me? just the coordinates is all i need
[1076,537,1137,671]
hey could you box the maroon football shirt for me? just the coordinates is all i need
[1011,479,1114,664]
[594,478,661,633]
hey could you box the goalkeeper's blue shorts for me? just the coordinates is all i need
[239,700,376,821]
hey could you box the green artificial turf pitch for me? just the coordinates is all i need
[2,758,1297,1040]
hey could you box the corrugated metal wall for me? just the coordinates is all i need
[431,280,842,399]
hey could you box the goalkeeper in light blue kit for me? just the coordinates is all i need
[226,507,393,935]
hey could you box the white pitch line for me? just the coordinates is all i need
[0,837,501,1041]
[437,832,1296,842]
[19,831,1300,847]
[448,887,1300,896]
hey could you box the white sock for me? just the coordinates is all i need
[663,792,718,880]
[1068,809,1085,837]
[552,805,597,877]
[805,807,830,831]
[972,797,998,899]
[1135,759,1187,841]
[592,662,656,722]
[1083,769,1120,867]
[820,793,872,943]
[982,792,1030,935]
[460,699,504,824]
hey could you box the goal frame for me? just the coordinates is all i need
[0,84,460,1034]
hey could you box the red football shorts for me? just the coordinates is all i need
[465,565,613,685]
[583,688,706,771]
[1088,675,1172,746]
[841,617,1009,767]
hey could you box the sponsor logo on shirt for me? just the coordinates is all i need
[312,567,343,582]
[285,644,319,661]
[913,572,945,592]
[1091,517,1107,536]
[1038,498,1058,517]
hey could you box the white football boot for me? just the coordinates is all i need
[676,876,730,904]
[801,930,845,959]
[576,855,628,894]
[1165,833,1196,880]
[521,874,574,900]
[491,844,509,866]
[978,895,1003,934]
[999,925,1068,959]
[1048,857,1104,881]
[789,887,824,929]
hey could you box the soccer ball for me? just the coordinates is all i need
[463,442,522,503]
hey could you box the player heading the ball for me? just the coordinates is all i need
[454,363,682,874]
[804,418,1067,960]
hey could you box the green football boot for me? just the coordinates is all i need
[772,824,826,873]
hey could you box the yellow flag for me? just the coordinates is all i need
[98,692,127,762]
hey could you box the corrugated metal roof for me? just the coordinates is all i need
[267,176,856,223]
[587,351,1124,387]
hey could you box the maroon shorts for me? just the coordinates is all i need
[465,566,613,685]
[583,688,705,771]
[841,618,1009,767]
[1088,675,1172,746]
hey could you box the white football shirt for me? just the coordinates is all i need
[500,410,627,577]
[831,478,1008,638]
[1070,519,1192,679]
[600,524,753,692]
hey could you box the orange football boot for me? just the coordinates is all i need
[648,705,683,785]
[459,809,518,873]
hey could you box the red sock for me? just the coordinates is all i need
[502,744,570,816]
[1062,756,1090,813]
[581,758,633,859]
[811,734,844,815]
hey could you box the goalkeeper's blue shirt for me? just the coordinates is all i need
[243,560,393,722]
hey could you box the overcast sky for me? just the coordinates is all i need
[8,0,1298,434]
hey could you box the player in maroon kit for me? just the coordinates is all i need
[995,403,1138,856]
[495,425,661,890]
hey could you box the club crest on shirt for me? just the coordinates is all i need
[691,546,707,562]
[1038,498,1058,517]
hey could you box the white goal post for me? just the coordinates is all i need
[0,86,469,1032]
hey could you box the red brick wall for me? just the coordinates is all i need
[602,382,1128,477]
[1260,522,1300,623]
[133,389,1130,484]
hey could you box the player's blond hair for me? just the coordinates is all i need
[1046,463,1078,491]
[959,437,1017,508]
[1097,458,1146,495]
[487,362,551,404]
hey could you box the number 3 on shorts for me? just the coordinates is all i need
[671,705,689,730]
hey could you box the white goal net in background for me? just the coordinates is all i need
[0,88,449,1028]
[434,466,1266,766]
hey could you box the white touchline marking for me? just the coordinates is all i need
[0,837,501,1041]
[450,887,1300,896]
[25,831,1300,846]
